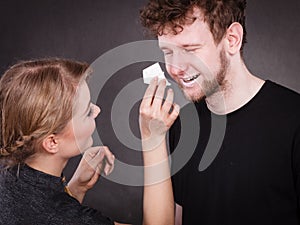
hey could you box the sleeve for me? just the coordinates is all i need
[49,192,114,225]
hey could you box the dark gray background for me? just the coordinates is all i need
[0,0,299,224]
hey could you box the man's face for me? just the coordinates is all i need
[158,8,229,102]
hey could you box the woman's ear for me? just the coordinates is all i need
[42,134,59,154]
[225,22,244,55]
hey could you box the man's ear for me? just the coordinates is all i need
[225,22,244,55]
[42,134,59,154]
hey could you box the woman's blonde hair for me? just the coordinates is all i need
[0,58,91,167]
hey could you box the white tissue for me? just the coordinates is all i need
[142,63,171,86]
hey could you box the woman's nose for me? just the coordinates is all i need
[91,103,101,118]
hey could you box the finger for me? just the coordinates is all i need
[103,155,115,175]
[102,150,115,176]
[98,146,115,175]
[95,163,101,175]
[141,77,158,107]
[167,103,180,126]
[88,148,105,172]
[83,146,102,161]
[162,88,174,114]
[152,79,167,109]
[100,146,115,165]
[89,172,101,185]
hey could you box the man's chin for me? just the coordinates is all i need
[182,89,205,103]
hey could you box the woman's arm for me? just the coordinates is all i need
[139,78,179,225]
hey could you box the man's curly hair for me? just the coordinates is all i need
[140,0,247,52]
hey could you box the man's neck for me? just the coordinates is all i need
[205,61,265,115]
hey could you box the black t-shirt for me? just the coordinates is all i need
[0,164,114,225]
[169,80,300,225]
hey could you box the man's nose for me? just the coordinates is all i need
[166,53,188,77]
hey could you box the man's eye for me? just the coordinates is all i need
[163,51,173,56]
[184,49,196,53]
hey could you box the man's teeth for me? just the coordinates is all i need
[183,74,199,82]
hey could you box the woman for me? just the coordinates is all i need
[0,58,179,225]
[0,58,120,225]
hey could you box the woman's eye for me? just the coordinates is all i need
[87,105,94,117]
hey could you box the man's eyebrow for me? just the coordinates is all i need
[160,46,171,50]
[159,43,202,50]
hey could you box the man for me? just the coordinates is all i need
[140,0,300,224]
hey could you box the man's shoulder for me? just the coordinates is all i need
[266,80,300,101]
[262,80,300,110]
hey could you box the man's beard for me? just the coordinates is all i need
[182,48,229,102]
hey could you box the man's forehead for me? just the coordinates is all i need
[158,22,208,48]
[158,38,203,49]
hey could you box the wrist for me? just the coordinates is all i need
[141,133,166,152]
[67,179,87,203]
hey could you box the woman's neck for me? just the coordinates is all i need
[25,153,68,177]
